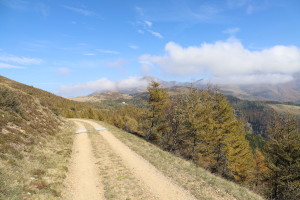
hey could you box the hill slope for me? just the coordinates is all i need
[0,78,63,161]
[0,75,106,163]
[0,76,80,199]
[0,75,106,198]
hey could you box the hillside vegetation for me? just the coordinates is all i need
[0,76,103,198]
[0,75,104,166]
[0,76,78,198]
[88,119,264,200]
[269,103,300,117]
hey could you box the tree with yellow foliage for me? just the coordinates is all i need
[253,148,269,193]
[265,113,300,200]
[146,81,168,142]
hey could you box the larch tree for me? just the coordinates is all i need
[265,113,300,200]
[162,95,187,152]
[189,86,255,183]
[146,81,168,142]
[253,148,269,193]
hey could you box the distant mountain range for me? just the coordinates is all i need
[219,73,300,103]
[90,74,300,103]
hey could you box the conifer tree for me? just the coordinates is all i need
[254,148,269,193]
[163,95,187,152]
[186,86,255,183]
[265,113,300,200]
[225,118,255,183]
[146,81,168,141]
[185,87,203,160]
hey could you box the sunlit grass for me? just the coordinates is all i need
[0,121,75,199]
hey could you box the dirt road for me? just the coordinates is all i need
[62,121,104,200]
[74,119,196,200]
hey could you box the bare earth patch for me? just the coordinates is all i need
[62,121,104,200]
[84,122,158,200]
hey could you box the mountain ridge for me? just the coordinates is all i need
[88,75,300,103]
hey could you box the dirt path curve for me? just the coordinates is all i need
[62,120,104,200]
[75,119,197,200]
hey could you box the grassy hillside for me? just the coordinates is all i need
[0,75,100,119]
[0,75,101,163]
[0,76,103,198]
[0,82,62,161]
[269,103,300,117]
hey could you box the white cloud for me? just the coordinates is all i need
[58,67,70,76]
[129,44,139,49]
[223,27,240,34]
[63,5,96,16]
[148,30,163,38]
[0,54,42,65]
[209,74,294,85]
[140,38,300,84]
[84,53,96,56]
[144,20,152,27]
[135,17,162,39]
[97,49,120,54]
[57,77,149,97]
[0,62,24,69]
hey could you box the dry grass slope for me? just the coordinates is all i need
[0,76,89,199]
[269,104,300,117]
[0,121,75,199]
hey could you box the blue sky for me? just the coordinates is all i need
[1,0,300,97]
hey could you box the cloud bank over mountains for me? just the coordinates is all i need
[58,38,300,97]
[58,77,149,97]
[140,38,300,84]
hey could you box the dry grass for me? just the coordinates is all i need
[269,104,300,117]
[71,92,132,103]
[84,122,158,200]
[92,120,264,200]
[0,121,75,199]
